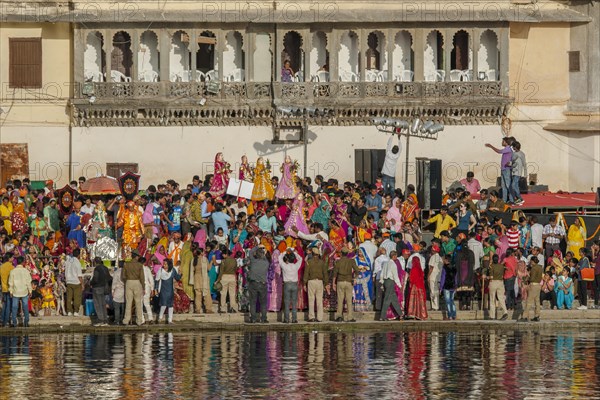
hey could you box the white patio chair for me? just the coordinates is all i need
[170,72,182,82]
[365,69,379,82]
[231,68,245,82]
[317,71,330,82]
[462,69,473,81]
[139,70,159,82]
[400,70,414,82]
[293,70,304,82]
[450,69,463,82]
[487,69,497,81]
[435,69,446,82]
[377,70,388,82]
[205,69,219,81]
[111,70,131,82]
[195,70,206,82]
[424,71,437,82]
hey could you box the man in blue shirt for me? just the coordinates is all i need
[365,185,383,222]
[211,203,233,236]
[258,208,277,234]
[168,195,182,234]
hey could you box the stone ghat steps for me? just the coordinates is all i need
[12,308,600,327]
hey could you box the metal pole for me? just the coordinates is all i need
[404,131,410,196]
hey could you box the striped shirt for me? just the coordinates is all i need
[506,228,520,249]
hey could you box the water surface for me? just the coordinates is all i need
[1,330,599,399]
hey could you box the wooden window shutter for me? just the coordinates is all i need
[568,51,580,72]
[9,38,42,88]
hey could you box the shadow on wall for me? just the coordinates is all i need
[252,129,318,157]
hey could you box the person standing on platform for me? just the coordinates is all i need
[381,132,402,196]
[303,247,329,322]
[247,246,270,323]
[121,255,146,326]
[333,247,360,322]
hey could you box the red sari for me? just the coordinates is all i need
[209,153,230,198]
[406,258,428,320]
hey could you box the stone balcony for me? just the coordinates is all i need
[71,81,510,127]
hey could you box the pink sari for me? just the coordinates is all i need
[283,197,309,237]
[209,153,230,198]
[387,197,402,233]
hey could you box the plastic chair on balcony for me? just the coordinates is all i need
[194,70,206,82]
[461,70,474,82]
[365,70,379,82]
[449,69,463,82]
[205,70,219,81]
[400,70,414,82]
[317,71,330,83]
[231,68,245,82]
[85,70,103,82]
[377,70,388,82]
[111,70,131,83]
[487,69,497,81]
[339,70,359,82]
[293,70,304,82]
[424,71,436,82]
[139,70,159,82]
[435,70,446,82]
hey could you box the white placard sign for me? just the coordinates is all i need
[226,178,254,199]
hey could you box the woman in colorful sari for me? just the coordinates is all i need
[251,157,275,202]
[151,242,168,274]
[209,152,231,198]
[10,197,27,234]
[555,268,574,309]
[246,214,260,236]
[267,246,284,311]
[400,194,420,225]
[328,219,347,256]
[567,217,587,257]
[275,155,298,199]
[386,254,407,319]
[353,247,373,312]
[239,155,253,182]
[332,196,350,235]
[386,197,403,234]
[406,257,428,320]
[229,220,248,251]
[455,238,476,310]
[311,194,331,232]
[284,193,310,237]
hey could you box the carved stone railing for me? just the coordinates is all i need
[72,81,509,127]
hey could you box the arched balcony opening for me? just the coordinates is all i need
[450,30,472,81]
[170,30,191,82]
[310,31,329,82]
[84,31,105,82]
[138,30,160,82]
[424,30,444,82]
[253,33,272,82]
[478,29,499,81]
[339,31,359,82]
[197,31,217,81]
[393,30,414,82]
[366,31,386,81]
[223,31,245,82]
[281,31,304,82]
[111,31,133,81]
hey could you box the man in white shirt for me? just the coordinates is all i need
[142,263,155,324]
[230,199,248,219]
[379,251,403,320]
[530,216,544,249]
[65,248,83,316]
[379,234,396,257]
[527,246,545,270]
[296,223,329,243]
[467,232,484,271]
[8,256,32,327]
[373,248,390,311]
[380,132,402,196]
[428,245,443,311]
[80,197,96,215]
[278,248,302,323]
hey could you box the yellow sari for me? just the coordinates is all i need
[567,217,586,256]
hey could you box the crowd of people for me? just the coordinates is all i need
[0,134,599,328]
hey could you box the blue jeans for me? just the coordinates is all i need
[1,292,12,326]
[444,289,456,319]
[504,277,516,310]
[382,174,395,196]
[283,282,298,322]
[500,169,512,202]
[510,175,522,202]
[11,295,29,327]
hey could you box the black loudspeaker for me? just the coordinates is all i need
[416,158,442,210]
[355,149,386,185]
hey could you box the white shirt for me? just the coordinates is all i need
[279,251,302,283]
[143,266,154,296]
[380,259,402,288]
[380,239,396,257]
[428,253,443,282]
[230,204,247,218]
[80,204,96,215]
[373,254,389,281]
[468,238,484,271]
[381,135,401,178]
[531,223,544,248]
[65,255,83,285]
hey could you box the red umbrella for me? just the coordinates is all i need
[79,176,121,195]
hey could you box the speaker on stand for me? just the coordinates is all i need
[416,158,443,210]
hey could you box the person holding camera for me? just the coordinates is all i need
[278,247,302,323]
[522,256,543,322]
[333,247,360,322]
[247,246,270,323]
[303,247,329,322]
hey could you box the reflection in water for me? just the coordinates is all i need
[0,330,599,399]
